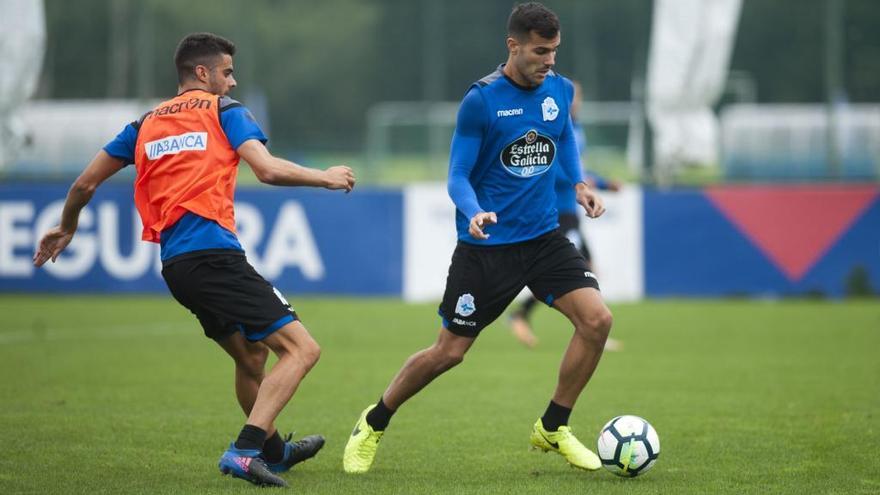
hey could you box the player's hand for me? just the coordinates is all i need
[33,226,75,267]
[576,183,605,218]
[468,212,497,240]
[324,166,355,193]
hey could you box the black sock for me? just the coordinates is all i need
[365,397,395,431]
[541,401,572,432]
[262,430,286,463]
[234,424,267,452]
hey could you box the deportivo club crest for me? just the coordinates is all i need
[455,293,476,317]
[541,96,559,121]
[499,129,556,178]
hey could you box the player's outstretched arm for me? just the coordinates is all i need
[33,150,125,266]
[575,181,606,219]
[237,139,354,192]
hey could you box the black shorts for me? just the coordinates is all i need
[438,229,600,338]
[559,212,591,264]
[161,251,298,342]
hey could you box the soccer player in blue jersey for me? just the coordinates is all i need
[33,33,354,487]
[344,3,613,474]
[509,80,623,349]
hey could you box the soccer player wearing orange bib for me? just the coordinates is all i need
[33,33,355,487]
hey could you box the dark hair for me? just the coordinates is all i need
[507,2,560,40]
[174,32,236,83]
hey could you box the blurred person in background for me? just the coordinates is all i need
[33,32,354,488]
[344,2,613,475]
[508,80,623,350]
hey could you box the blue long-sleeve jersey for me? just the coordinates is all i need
[447,65,583,245]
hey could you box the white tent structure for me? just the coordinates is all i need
[646,0,742,178]
[0,0,45,171]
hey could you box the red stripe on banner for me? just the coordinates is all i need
[705,185,879,282]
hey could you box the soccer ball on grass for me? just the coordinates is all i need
[596,415,660,477]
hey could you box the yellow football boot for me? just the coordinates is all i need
[343,405,384,474]
[530,418,601,471]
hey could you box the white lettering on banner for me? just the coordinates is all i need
[36,201,97,279]
[99,203,153,280]
[0,198,325,284]
[260,202,324,280]
[0,202,34,276]
[144,132,207,160]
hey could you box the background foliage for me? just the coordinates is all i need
[38,0,880,152]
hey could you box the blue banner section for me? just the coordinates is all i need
[810,198,880,296]
[7,183,877,299]
[0,183,402,295]
[644,188,880,298]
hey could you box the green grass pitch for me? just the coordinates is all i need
[0,296,877,494]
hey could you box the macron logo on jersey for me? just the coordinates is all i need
[497,108,524,118]
[144,132,208,160]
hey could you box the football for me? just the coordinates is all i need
[597,415,660,477]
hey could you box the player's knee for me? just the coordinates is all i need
[282,331,321,370]
[595,307,614,333]
[579,307,613,342]
[444,349,465,368]
[271,325,320,367]
[302,339,321,369]
[432,346,465,371]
